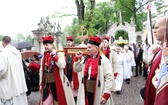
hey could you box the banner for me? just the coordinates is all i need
[143,3,154,65]
[146,3,153,46]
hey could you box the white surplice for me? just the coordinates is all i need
[115,52,124,91]
[123,50,136,79]
[0,45,28,105]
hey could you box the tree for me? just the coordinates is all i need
[75,0,85,24]
[154,0,165,8]
[64,1,115,42]
[111,0,164,31]
[16,33,25,41]
[63,18,81,45]
[75,0,96,24]
[67,1,125,37]
[111,0,146,31]
[84,2,115,35]
[65,0,164,42]
[25,35,33,43]
[0,34,4,41]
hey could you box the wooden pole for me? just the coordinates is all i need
[148,0,154,44]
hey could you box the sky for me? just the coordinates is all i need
[0,0,167,39]
[0,0,78,39]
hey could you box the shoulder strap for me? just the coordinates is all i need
[83,56,87,64]
[99,56,102,65]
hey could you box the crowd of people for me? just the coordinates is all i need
[0,16,168,105]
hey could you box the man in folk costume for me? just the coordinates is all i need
[114,46,125,94]
[101,35,117,92]
[39,35,75,105]
[73,35,114,105]
[123,45,136,84]
[101,35,118,79]
[144,16,168,105]
[0,36,28,105]
[65,36,79,102]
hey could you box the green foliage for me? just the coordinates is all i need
[84,2,115,34]
[154,0,165,8]
[111,0,164,31]
[16,33,25,41]
[64,0,164,44]
[14,33,33,43]
[113,0,133,23]
[0,34,4,41]
[115,31,128,40]
[63,18,81,45]
[136,12,147,31]
[63,2,116,44]
[25,35,33,43]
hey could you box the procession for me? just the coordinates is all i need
[0,0,168,105]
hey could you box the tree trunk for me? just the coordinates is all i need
[75,0,85,24]
[86,0,96,29]
[90,0,95,10]
[89,0,95,21]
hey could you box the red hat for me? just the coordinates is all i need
[42,35,54,44]
[103,35,110,42]
[88,35,101,46]
[66,36,74,41]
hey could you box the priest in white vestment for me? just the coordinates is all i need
[0,36,28,105]
[114,46,125,94]
[123,45,136,84]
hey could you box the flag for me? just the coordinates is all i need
[146,3,153,46]
[143,3,154,65]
